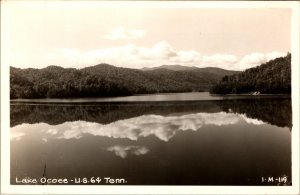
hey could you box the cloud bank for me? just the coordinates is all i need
[11,26,288,71]
[43,41,286,70]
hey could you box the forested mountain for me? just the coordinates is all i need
[141,65,240,75]
[10,64,238,99]
[210,53,291,94]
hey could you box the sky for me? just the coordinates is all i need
[6,2,291,70]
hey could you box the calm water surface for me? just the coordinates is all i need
[10,92,292,185]
[10,92,289,103]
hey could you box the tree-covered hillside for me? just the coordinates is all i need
[210,53,291,94]
[10,64,237,99]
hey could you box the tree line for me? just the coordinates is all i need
[10,64,236,99]
[210,53,291,94]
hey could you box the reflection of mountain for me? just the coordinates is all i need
[10,106,291,185]
[10,101,220,127]
[10,98,291,129]
[217,99,292,129]
[12,112,267,142]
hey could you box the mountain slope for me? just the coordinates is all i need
[210,53,291,94]
[10,64,239,99]
[141,65,240,76]
[141,65,198,71]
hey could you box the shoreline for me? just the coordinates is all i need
[10,91,291,101]
[10,92,291,104]
[210,93,291,96]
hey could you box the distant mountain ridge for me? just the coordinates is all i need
[10,63,239,99]
[142,65,198,71]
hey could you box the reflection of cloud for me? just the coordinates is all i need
[11,132,25,141]
[12,112,266,142]
[132,147,149,155]
[58,126,83,139]
[240,114,265,125]
[107,145,149,158]
[52,113,239,141]
[47,112,263,142]
[47,128,58,135]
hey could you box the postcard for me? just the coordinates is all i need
[1,1,299,194]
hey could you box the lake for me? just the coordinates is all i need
[10,92,290,103]
[10,92,292,185]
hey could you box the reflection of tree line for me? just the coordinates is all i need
[217,98,292,129]
[10,98,291,129]
[10,101,220,127]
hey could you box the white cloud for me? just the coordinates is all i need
[201,54,238,69]
[200,52,287,70]
[238,53,266,70]
[174,50,201,63]
[49,41,202,69]
[266,51,286,62]
[44,42,288,70]
[103,27,146,40]
[137,41,179,61]
[237,51,287,70]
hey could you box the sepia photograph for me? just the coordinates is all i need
[1,1,299,194]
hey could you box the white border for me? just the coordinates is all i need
[1,1,299,194]
[291,1,300,194]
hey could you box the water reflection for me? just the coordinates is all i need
[10,98,292,185]
[10,101,220,127]
[218,99,292,129]
[10,132,25,141]
[10,98,291,129]
[11,112,266,142]
[107,145,149,158]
